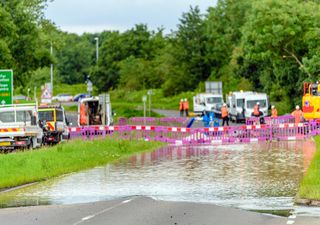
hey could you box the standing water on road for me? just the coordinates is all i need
[0,140,318,215]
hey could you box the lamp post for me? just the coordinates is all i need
[50,42,53,95]
[27,88,30,101]
[94,37,99,63]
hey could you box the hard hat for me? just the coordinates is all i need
[223,103,227,106]
[180,99,183,101]
[184,98,187,101]
[296,105,300,110]
[257,102,260,105]
[271,105,275,109]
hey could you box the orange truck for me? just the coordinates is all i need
[302,82,320,120]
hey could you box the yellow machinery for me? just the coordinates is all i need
[302,82,320,120]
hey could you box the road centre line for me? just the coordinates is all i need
[73,198,135,225]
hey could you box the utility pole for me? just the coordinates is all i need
[50,42,53,95]
[94,37,99,63]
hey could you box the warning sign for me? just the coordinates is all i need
[41,83,52,104]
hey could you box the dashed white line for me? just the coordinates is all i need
[73,198,135,225]
[81,215,94,221]
[287,220,295,225]
[288,215,296,219]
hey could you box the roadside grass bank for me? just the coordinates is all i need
[0,138,165,190]
[297,136,320,203]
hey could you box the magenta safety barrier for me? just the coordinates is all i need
[246,115,295,125]
[68,120,319,146]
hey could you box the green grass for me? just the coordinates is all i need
[0,138,165,190]
[110,89,195,110]
[298,136,320,200]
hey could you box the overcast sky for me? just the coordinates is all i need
[45,0,217,34]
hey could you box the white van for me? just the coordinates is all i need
[228,92,269,123]
[228,91,253,123]
[244,93,269,119]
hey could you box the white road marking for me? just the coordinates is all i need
[122,199,132,204]
[288,215,296,219]
[82,215,94,221]
[287,220,295,224]
[73,198,135,225]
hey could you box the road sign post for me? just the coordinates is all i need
[0,70,13,105]
[142,95,147,125]
[147,90,152,117]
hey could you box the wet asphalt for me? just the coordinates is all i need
[0,197,291,225]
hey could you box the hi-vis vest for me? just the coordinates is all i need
[221,106,228,118]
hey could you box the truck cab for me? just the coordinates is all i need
[38,105,70,144]
[193,93,224,114]
[0,104,43,150]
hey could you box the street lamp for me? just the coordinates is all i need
[94,37,99,62]
[50,42,53,95]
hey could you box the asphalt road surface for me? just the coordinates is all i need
[0,197,288,225]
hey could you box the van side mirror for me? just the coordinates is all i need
[31,116,37,125]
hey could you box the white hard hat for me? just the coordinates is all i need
[296,105,300,110]
[180,99,183,101]
[271,105,275,109]
[257,102,260,105]
[223,103,227,106]
[184,98,187,101]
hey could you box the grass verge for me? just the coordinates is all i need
[0,138,165,190]
[297,136,320,200]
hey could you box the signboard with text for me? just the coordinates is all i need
[0,70,13,105]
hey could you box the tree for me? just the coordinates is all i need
[240,0,320,104]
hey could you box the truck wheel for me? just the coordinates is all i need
[28,139,33,149]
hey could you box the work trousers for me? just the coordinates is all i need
[222,116,229,126]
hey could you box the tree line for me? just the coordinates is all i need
[1,0,320,110]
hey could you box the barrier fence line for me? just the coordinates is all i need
[69,120,319,145]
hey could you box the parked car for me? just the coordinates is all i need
[73,93,90,102]
[13,95,27,101]
[52,93,73,102]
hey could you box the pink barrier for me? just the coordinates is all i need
[69,121,318,145]
[246,115,295,125]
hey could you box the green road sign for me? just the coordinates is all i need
[0,70,13,105]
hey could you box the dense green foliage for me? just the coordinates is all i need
[0,138,165,189]
[298,136,320,200]
[1,0,320,110]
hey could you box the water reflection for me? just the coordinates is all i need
[0,140,317,215]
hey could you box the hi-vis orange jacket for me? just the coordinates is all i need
[271,108,278,118]
[221,106,228,118]
[183,100,189,110]
[291,109,303,123]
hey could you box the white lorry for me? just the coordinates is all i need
[0,104,43,150]
[193,81,224,114]
[227,91,269,123]
[78,94,113,126]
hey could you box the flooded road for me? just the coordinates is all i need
[0,140,319,216]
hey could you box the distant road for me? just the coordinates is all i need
[0,197,300,225]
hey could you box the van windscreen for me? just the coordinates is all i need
[246,100,267,108]
[206,97,222,104]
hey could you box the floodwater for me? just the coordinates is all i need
[0,140,319,216]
